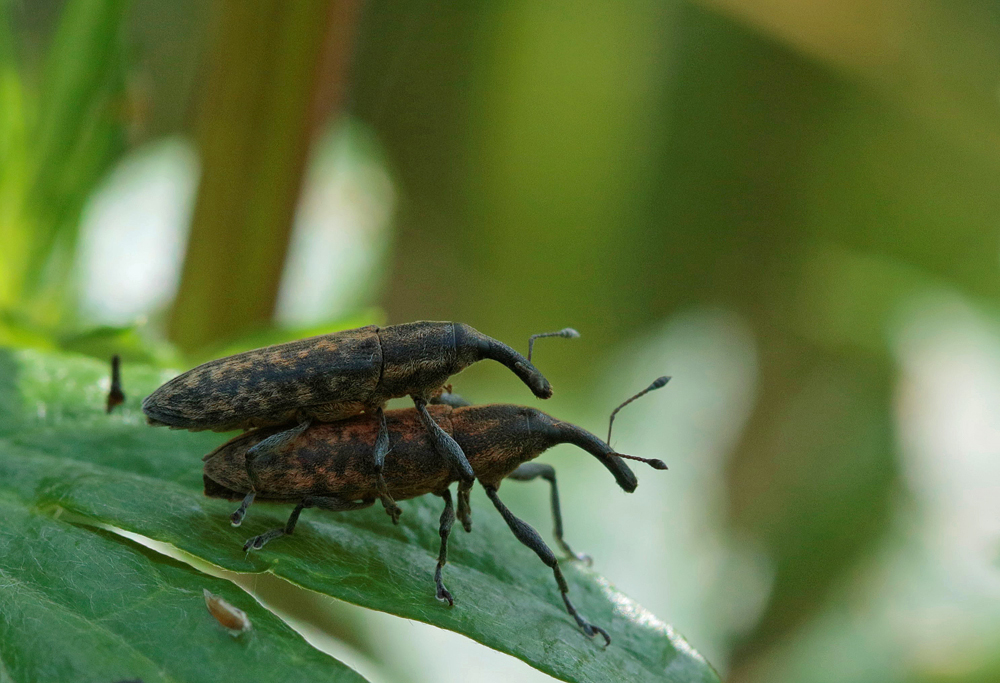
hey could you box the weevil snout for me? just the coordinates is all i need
[456,323,555,400]
[554,421,639,492]
[518,363,553,399]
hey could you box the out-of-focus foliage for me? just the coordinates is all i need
[0,500,362,683]
[0,0,130,333]
[6,0,1000,681]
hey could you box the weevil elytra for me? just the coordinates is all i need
[202,379,668,645]
[143,321,576,528]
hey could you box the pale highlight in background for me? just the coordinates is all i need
[75,137,198,324]
[275,122,395,326]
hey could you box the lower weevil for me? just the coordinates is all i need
[202,378,669,644]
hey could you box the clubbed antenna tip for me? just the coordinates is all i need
[527,327,581,362]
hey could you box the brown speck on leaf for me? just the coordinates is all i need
[204,589,252,634]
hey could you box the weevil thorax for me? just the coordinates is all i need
[453,323,553,399]
[375,322,465,399]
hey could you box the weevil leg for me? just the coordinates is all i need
[231,420,311,527]
[412,396,476,484]
[484,484,610,646]
[425,392,473,529]
[507,463,591,565]
[434,488,456,606]
[243,496,375,551]
[456,480,473,533]
[373,407,403,524]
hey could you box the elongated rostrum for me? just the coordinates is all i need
[144,321,577,527]
[203,399,667,645]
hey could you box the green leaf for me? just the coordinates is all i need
[0,498,364,683]
[0,347,719,683]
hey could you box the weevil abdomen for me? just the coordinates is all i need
[143,326,382,432]
[203,406,460,502]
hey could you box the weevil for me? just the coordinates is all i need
[201,378,669,645]
[143,321,577,529]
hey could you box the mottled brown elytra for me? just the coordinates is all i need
[143,321,578,528]
[202,381,669,646]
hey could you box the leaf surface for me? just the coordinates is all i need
[0,348,719,683]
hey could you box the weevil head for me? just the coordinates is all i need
[453,405,638,491]
[453,323,553,399]
[548,418,639,492]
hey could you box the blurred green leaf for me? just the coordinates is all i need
[0,346,719,683]
[1,0,132,326]
[0,499,364,683]
[58,323,181,367]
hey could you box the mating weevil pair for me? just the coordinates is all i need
[143,321,576,528]
[143,321,669,645]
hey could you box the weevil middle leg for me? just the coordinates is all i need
[230,420,312,527]
[506,462,591,564]
[243,496,375,551]
[413,395,476,530]
[428,391,474,530]
[433,488,456,606]
[373,407,403,524]
[484,484,610,646]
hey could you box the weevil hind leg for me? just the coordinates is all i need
[243,496,375,551]
[413,396,476,529]
[230,421,311,527]
[373,407,403,524]
[433,488,456,606]
[507,463,591,564]
[483,484,610,646]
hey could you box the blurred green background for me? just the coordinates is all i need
[4,0,1000,681]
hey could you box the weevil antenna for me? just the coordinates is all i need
[615,452,668,470]
[527,328,580,362]
[606,376,670,446]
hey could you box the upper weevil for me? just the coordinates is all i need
[142,321,578,526]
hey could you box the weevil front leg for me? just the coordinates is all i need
[507,463,591,565]
[484,484,610,646]
[243,496,375,551]
[434,488,456,606]
[230,420,312,527]
[412,395,476,530]
[373,407,403,524]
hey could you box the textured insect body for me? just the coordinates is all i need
[145,320,574,528]
[202,404,645,503]
[202,390,668,646]
[142,322,552,432]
